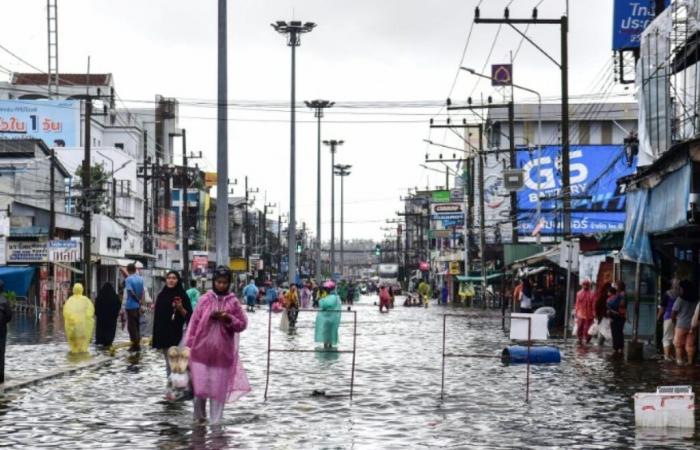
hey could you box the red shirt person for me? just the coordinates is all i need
[575,278,596,344]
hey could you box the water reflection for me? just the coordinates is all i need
[1,298,700,448]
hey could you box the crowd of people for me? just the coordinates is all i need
[43,263,348,425]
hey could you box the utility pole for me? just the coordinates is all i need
[474,7,570,235]
[181,130,189,286]
[334,164,351,278]
[305,99,333,284]
[82,99,92,293]
[323,139,343,278]
[141,131,150,255]
[507,101,517,243]
[477,125,487,306]
[244,176,249,261]
[216,0,229,267]
[272,20,316,285]
[48,147,55,308]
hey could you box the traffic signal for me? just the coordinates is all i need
[296,242,302,254]
[375,244,381,256]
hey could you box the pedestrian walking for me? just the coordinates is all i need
[122,263,145,351]
[265,283,278,310]
[347,283,356,306]
[593,282,612,345]
[185,266,250,425]
[187,279,201,311]
[312,282,320,308]
[575,278,596,345]
[520,279,534,314]
[315,280,342,349]
[379,285,391,313]
[418,279,431,308]
[285,284,300,329]
[672,279,698,366]
[606,282,627,354]
[300,282,311,309]
[658,278,679,361]
[243,280,259,313]
[94,282,121,347]
[441,283,449,305]
[152,271,192,377]
[63,283,95,354]
[0,280,12,384]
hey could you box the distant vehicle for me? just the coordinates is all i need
[378,263,401,294]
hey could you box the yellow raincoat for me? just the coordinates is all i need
[63,283,95,354]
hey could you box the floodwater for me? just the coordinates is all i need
[2,295,700,449]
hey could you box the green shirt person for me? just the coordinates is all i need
[186,279,201,310]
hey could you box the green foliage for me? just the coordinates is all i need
[74,162,108,213]
[5,291,17,307]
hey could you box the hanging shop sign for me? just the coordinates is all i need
[612,0,670,50]
[449,261,461,275]
[0,100,80,146]
[7,240,48,263]
[48,240,80,263]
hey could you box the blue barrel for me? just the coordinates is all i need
[501,345,561,365]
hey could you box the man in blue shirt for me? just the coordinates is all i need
[265,284,278,310]
[122,263,144,351]
[243,280,259,312]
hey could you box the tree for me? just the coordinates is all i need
[74,162,108,214]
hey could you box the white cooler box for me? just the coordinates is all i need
[634,386,695,429]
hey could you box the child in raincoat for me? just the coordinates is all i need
[314,280,342,349]
[185,266,250,425]
[63,283,95,354]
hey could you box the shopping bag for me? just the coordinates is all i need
[599,318,612,341]
[588,320,599,336]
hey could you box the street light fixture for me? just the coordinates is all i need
[461,66,544,243]
[323,139,344,278]
[305,99,334,284]
[334,164,352,279]
[272,20,316,285]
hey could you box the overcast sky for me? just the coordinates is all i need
[0,0,632,241]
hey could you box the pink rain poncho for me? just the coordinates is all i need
[185,290,251,403]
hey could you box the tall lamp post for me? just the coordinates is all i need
[305,99,334,283]
[461,67,543,243]
[323,139,343,278]
[334,164,352,279]
[272,20,316,285]
[216,0,229,267]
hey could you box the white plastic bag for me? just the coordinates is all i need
[279,308,289,332]
[572,321,578,336]
[599,318,612,341]
[588,320,599,336]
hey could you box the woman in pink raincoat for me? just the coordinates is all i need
[185,266,250,425]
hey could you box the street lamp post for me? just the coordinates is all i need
[272,20,316,285]
[216,0,229,267]
[461,67,543,243]
[323,139,343,278]
[305,100,334,283]
[334,164,352,279]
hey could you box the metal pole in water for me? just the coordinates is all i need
[350,310,357,400]
[264,307,272,400]
[441,314,447,399]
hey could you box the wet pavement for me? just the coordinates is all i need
[2,295,700,449]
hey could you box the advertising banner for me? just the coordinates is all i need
[612,0,669,50]
[516,145,637,236]
[191,251,208,277]
[0,100,80,146]
[430,203,465,229]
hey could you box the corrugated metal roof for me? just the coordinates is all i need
[11,73,112,86]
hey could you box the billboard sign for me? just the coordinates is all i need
[612,0,669,50]
[0,100,80,147]
[431,202,464,230]
[516,145,637,236]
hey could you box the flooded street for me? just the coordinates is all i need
[2,295,700,449]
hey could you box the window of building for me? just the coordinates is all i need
[578,121,590,145]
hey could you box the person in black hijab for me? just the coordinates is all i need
[152,270,192,375]
[94,282,121,347]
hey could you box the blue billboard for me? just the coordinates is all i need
[0,100,80,147]
[516,145,637,236]
[612,0,669,50]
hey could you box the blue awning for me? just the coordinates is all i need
[0,266,35,297]
[621,162,691,265]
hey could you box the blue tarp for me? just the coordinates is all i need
[621,162,691,265]
[0,266,35,296]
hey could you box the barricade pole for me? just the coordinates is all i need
[350,310,357,400]
[526,316,531,403]
[441,313,447,399]
[264,307,272,400]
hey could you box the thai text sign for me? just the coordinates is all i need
[7,240,48,262]
[0,100,80,146]
[516,145,637,236]
[612,0,669,50]
[48,240,80,263]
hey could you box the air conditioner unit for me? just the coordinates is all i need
[503,169,524,191]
